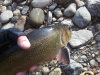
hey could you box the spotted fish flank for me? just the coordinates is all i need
[0,24,72,75]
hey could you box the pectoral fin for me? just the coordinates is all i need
[56,47,70,64]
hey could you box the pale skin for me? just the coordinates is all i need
[16,36,39,75]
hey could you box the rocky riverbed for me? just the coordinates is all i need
[0,0,100,75]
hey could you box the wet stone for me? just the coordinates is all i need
[1,22,14,29]
[90,59,98,67]
[48,3,57,11]
[21,5,29,15]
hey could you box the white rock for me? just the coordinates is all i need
[75,0,85,7]
[1,22,14,29]
[3,0,12,6]
[64,3,76,17]
[0,6,7,12]
[1,10,13,23]
[31,0,52,8]
[13,9,20,16]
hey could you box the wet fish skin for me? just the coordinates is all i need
[0,24,72,75]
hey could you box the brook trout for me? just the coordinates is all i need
[0,24,72,75]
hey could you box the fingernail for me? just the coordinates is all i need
[21,41,27,47]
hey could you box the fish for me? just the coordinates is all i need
[0,24,72,75]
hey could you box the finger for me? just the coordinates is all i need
[17,36,31,50]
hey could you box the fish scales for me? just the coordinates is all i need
[0,24,72,75]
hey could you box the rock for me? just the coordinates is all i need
[29,8,45,27]
[69,30,93,48]
[81,51,87,55]
[21,5,29,15]
[7,6,12,10]
[49,59,57,66]
[96,57,100,63]
[31,0,52,8]
[48,3,57,11]
[42,67,50,74]
[55,0,72,5]
[19,1,26,6]
[95,35,100,42]
[61,19,74,27]
[47,11,52,25]
[1,10,13,23]
[53,8,63,18]
[61,59,83,75]
[0,6,7,12]
[49,68,61,75]
[1,22,14,29]
[73,6,91,28]
[75,0,85,7]
[11,16,19,22]
[14,16,27,31]
[96,23,100,31]
[13,9,21,16]
[86,0,100,17]
[87,26,95,33]
[81,55,87,61]
[64,3,76,17]
[90,59,98,67]
[0,22,2,29]
[3,0,12,6]
[52,17,57,21]
[11,2,18,11]
[57,17,64,22]
[17,6,23,10]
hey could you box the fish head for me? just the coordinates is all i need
[60,24,72,47]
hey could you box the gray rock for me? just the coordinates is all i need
[86,0,100,17]
[1,22,14,29]
[21,5,29,15]
[49,3,57,11]
[11,16,19,22]
[53,8,63,18]
[1,10,13,23]
[17,6,23,10]
[95,35,100,42]
[61,59,83,75]
[3,0,12,6]
[61,19,74,27]
[47,11,52,25]
[0,22,2,29]
[55,0,72,5]
[13,9,21,16]
[31,0,52,8]
[19,1,26,6]
[7,6,12,10]
[87,26,95,33]
[11,2,17,11]
[57,17,64,22]
[29,8,45,27]
[73,6,91,28]
[64,3,76,17]
[96,23,100,31]
[69,30,93,48]
[81,55,87,61]
[75,0,85,7]
[81,51,87,55]
[96,57,100,63]
[14,16,26,31]
[90,59,98,67]
[49,68,61,75]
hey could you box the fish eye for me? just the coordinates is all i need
[68,26,71,30]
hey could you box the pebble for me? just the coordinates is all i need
[17,6,23,10]
[14,15,27,31]
[0,10,13,23]
[55,0,72,5]
[19,1,26,6]
[75,0,85,7]
[81,55,87,61]
[57,17,64,22]
[11,2,17,11]
[87,26,95,33]
[7,6,12,10]
[95,35,100,42]
[96,23,100,31]
[1,22,14,29]
[3,0,12,6]
[21,5,29,15]
[42,67,50,74]
[73,6,91,28]
[64,3,76,17]
[31,0,52,8]
[47,11,52,25]
[48,3,57,11]
[90,59,98,67]
[13,9,21,16]
[86,0,100,17]
[49,68,61,75]
[53,8,63,18]
[96,57,100,63]
[69,30,93,48]
[11,16,19,22]
[0,6,7,12]
[52,17,57,21]
[61,19,74,26]
[29,8,45,27]
[0,22,2,29]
